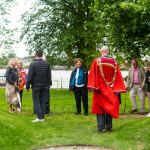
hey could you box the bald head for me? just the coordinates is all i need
[99,46,109,56]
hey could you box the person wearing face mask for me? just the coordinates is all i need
[69,58,88,116]
[127,58,146,114]
[88,46,126,132]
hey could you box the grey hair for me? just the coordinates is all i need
[99,46,109,51]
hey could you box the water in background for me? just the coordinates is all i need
[0,69,128,89]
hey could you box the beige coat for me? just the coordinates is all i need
[127,67,145,89]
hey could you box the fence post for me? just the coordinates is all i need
[61,78,62,89]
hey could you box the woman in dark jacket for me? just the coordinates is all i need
[69,58,88,116]
[5,58,19,112]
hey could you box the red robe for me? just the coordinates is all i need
[88,57,126,118]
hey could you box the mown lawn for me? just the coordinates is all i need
[0,88,150,150]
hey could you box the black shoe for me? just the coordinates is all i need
[107,128,112,132]
[84,113,88,116]
[130,109,137,113]
[139,112,146,115]
[75,112,81,115]
[98,129,106,133]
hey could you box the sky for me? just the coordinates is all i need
[6,0,36,58]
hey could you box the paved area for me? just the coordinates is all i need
[36,145,112,150]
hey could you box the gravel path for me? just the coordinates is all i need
[36,145,112,150]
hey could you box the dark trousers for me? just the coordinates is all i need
[74,86,88,114]
[32,86,49,119]
[97,114,112,131]
[19,90,23,102]
[17,90,23,108]
[45,90,50,114]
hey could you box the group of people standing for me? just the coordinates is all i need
[5,49,52,123]
[69,46,126,132]
[4,47,150,132]
[69,46,150,133]
[5,58,27,112]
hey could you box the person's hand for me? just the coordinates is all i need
[126,86,129,91]
[69,91,72,95]
[26,89,30,93]
[89,88,94,92]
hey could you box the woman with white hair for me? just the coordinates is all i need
[5,58,19,112]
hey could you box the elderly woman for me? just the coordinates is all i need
[5,58,19,112]
[69,58,88,116]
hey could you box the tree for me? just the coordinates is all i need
[22,0,105,68]
[0,0,15,52]
[0,50,16,68]
[22,0,150,67]
[92,0,150,63]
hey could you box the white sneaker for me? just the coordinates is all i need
[17,108,21,112]
[146,113,150,117]
[32,118,44,122]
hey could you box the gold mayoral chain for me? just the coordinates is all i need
[98,59,117,87]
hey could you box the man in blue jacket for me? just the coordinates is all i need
[69,58,88,116]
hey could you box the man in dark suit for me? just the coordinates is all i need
[26,49,52,122]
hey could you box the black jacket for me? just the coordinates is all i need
[69,67,88,91]
[5,67,18,85]
[145,71,150,92]
[26,59,52,89]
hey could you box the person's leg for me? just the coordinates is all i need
[137,87,145,113]
[97,114,106,132]
[74,87,81,114]
[105,114,112,131]
[17,90,23,109]
[32,87,44,119]
[147,92,150,111]
[130,85,137,112]
[81,86,88,115]
[45,88,50,114]
[146,92,150,117]
[39,86,48,119]
[19,90,23,102]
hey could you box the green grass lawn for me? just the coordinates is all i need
[0,88,150,150]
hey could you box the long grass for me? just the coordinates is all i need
[0,88,150,150]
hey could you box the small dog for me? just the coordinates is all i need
[9,92,20,112]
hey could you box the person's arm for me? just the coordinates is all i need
[5,68,15,85]
[141,68,146,88]
[26,63,34,90]
[48,65,52,86]
[69,70,74,91]
[126,69,131,89]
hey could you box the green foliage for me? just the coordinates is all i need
[0,50,16,68]
[22,0,105,68]
[93,0,150,62]
[22,0,150,67]
[0,0,16,52]
[0,88,150,150]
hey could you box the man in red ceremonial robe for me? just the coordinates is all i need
[88,46,126,132]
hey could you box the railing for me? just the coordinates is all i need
[52,79,69,89]
[0,76,6,86]
[0,76,69,89]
